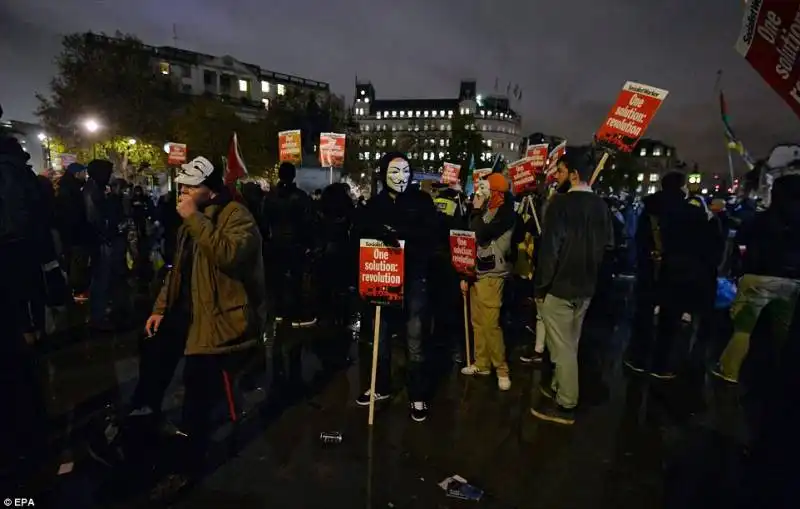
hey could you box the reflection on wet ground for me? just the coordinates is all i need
[10,278,781,508]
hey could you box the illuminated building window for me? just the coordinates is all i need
[653,147,662,157]
[261,81,270,93]
[277,84,286,96]
[160,61,170,75]
[261,98,269,110]
[639,147,647,156]
[649,173,658,182]
[376,112,382,119]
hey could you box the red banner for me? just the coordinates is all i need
[358,239,405,306]
[736,0,800,118]
[595,82,669,152]
[449,230,476,276]
[441,162,461,185]
[167,143,187,165]
[525,143,549,171]
[320,132,345,167]
[507,157,538,195]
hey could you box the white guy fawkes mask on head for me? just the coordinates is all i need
[386,157,411,193]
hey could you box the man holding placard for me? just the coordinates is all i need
[355,152,438,423]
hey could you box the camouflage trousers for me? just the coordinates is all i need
[718,274,800,381]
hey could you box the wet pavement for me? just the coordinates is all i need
[8,277,778,508]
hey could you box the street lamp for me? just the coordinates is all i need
[82,118,101,157]
[38,133,51,169]
[84,119,99,133]
[128,138,137,145]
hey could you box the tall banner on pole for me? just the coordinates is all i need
[595,82,669,152]
[320,132,346,167]
[735,0,800,118]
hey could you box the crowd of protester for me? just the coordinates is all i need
[3,109,799,498]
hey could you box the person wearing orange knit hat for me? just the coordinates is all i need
[460,172,516,391]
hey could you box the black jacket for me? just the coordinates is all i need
[534,186,613,300]
[739,175,800,280]
[56,172,89,246]
[357,188,438,279]
[262,181,315,251]
[636,189,714,306]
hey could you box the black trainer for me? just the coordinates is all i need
[356,389,390,406]
[410,401,429,422]
[531,399,575,425]
[520,349,545,365]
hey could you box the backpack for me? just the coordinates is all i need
[0,155,40,245]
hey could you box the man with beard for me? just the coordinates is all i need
[532,152,613,425]
[355,152,438,422]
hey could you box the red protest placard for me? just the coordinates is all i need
[472,168,492,191]
[359,239,405,306]
[167,143,187,165]
[546,141,566,174]
[595,82,669,152]
[279,130,302,165]
[507,158,538,195]
[736,1,800,118]
[525,144,549,171]
[320,132,346,167]
[441,162,461,185]
[449,230,476,276]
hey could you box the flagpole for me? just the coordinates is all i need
[715,70,736,187]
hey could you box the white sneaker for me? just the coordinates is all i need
[498,376,511,391]
[461,364,491,376]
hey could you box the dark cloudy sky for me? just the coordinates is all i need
[2,0,799,172]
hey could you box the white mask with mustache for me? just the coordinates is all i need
[386,158,410,193]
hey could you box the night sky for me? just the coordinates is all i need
[2,0,799,172]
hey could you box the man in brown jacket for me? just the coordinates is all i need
[144,156,266,468]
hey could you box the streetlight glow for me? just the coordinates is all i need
[37,132,47,141]
[84,119,99,133]
[128,138,137,145]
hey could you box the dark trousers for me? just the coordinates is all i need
[181,352,244,463]
[130,314,187,415]
[629,285,692,374]
[269,244,308,320]
[64,244,91,294]
[370,277,429,401]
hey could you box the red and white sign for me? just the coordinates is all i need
[441,162,461,185]
[359,239,405,307]
[595,81,669,152]
[546,141,567,173]
[167,143,187,165]
[736,0,800,118]
[320,132,346,167]
[449,230,476,276]
[525,143,549,171]
[59,154,77,169]
[472,168,492,191]
[279,130,302,165]
[507,157,539,195]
